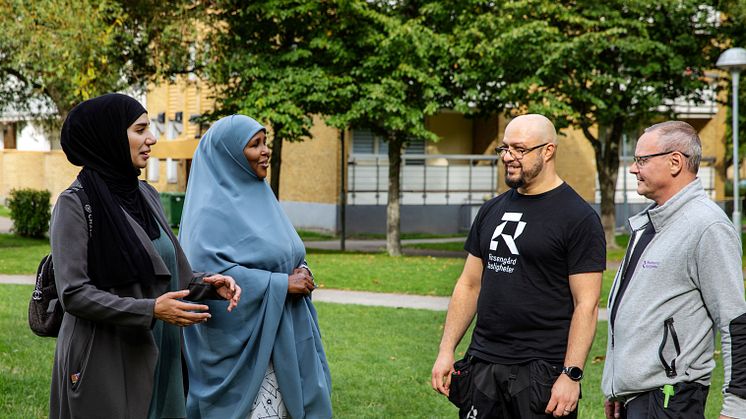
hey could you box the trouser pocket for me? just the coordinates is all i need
[448,356,474,409]
[528,360,561,414]
[624,382,708,418]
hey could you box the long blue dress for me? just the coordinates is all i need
[179,115,332,419]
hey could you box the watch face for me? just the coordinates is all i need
[565,366,583,381]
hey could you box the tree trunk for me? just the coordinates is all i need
[584,120,624,250]
[270,128,284,199]
[386,134,403,256]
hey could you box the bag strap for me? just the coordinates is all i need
[68,186,92,238]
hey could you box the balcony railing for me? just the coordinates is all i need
[348,154,501,205]
[349,154,718,207]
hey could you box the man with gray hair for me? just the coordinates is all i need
[602,121,746,418]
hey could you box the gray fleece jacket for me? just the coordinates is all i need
[602,179,746,418]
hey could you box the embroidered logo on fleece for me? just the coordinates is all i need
[642,260,660,269]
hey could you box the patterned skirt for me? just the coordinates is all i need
[249,361,289,419]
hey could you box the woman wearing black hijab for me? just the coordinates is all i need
[48,93,241,419]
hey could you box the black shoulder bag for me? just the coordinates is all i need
[28,187,91,337]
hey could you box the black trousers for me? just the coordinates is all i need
[621,382,709,419]
[458,359,578,419]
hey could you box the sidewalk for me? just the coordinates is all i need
[0,215,11,234]
[1,274,609,319]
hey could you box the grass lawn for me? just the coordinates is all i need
[307,250,463,296]
[405,241,466,253]
[0,284,725,418]
[0,205,10,218]
[0,234,50,275]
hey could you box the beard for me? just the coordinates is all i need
[504,157,544,189]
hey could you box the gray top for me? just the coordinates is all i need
[49,180,216,419]
[602,178,746,418]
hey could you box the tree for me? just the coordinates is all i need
[203,1,451,256]
[198,1,357,198]
[454,0,720,247]
[0,0,200,121]
[323,1,451,256]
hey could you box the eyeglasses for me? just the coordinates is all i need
[495,143,548,160]
[632,150,690,167]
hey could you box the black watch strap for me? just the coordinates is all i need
[562,366,583,381]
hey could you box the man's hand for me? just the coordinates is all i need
[604,399,622,419]
[431,351,455,396]
[154,290,211,326]
[545,374,580,417]
[203,274,241,312]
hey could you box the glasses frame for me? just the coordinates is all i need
[632,150,690,167]
[495,142,549,160]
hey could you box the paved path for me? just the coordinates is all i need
[1,274,609,319]
[0,215,11,234]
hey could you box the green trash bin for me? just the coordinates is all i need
[159,192,186,227]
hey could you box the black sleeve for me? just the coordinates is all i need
[565,210,606,274]
[464,201,490,258]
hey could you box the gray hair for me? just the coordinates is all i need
[644,121,702,173]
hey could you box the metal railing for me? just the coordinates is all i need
[347,153,501,205]
[596,156,718,205]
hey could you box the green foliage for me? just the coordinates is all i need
[6,189,51,238]
[450,0,721,241]
[0,0,201,118]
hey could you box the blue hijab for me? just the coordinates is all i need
[179,115,332,419]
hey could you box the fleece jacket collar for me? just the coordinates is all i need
[628,178,703,233]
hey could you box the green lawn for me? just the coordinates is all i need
[405,241,466,253]
[0,284,726,418]
[0,234,50,274]
[0,205,10,218]
[307,250,463,296]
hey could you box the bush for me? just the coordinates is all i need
[7,188,51,238]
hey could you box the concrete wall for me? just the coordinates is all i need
[0,150,79,203]
[345,204,477,234]
[425,113,474,164]
[278,116,342,205]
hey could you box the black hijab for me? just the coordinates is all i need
[60,93,160,289]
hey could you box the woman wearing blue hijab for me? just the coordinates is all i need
[179,115,332,419]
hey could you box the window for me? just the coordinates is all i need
[351,128,425,164]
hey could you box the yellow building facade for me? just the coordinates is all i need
[0,78,729,235]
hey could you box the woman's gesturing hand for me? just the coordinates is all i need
[288,270,315,295]
[154,290,211,326]
[203,274,242,312]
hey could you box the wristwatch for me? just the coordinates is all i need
[562,366,584,381]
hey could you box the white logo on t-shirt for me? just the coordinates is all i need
[490,212,525,255]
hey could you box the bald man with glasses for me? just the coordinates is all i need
[602,121,746,419]
[432,114,605,418]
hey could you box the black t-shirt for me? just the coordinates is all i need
[465,182,606,364]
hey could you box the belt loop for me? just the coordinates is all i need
[509,365,519,381]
